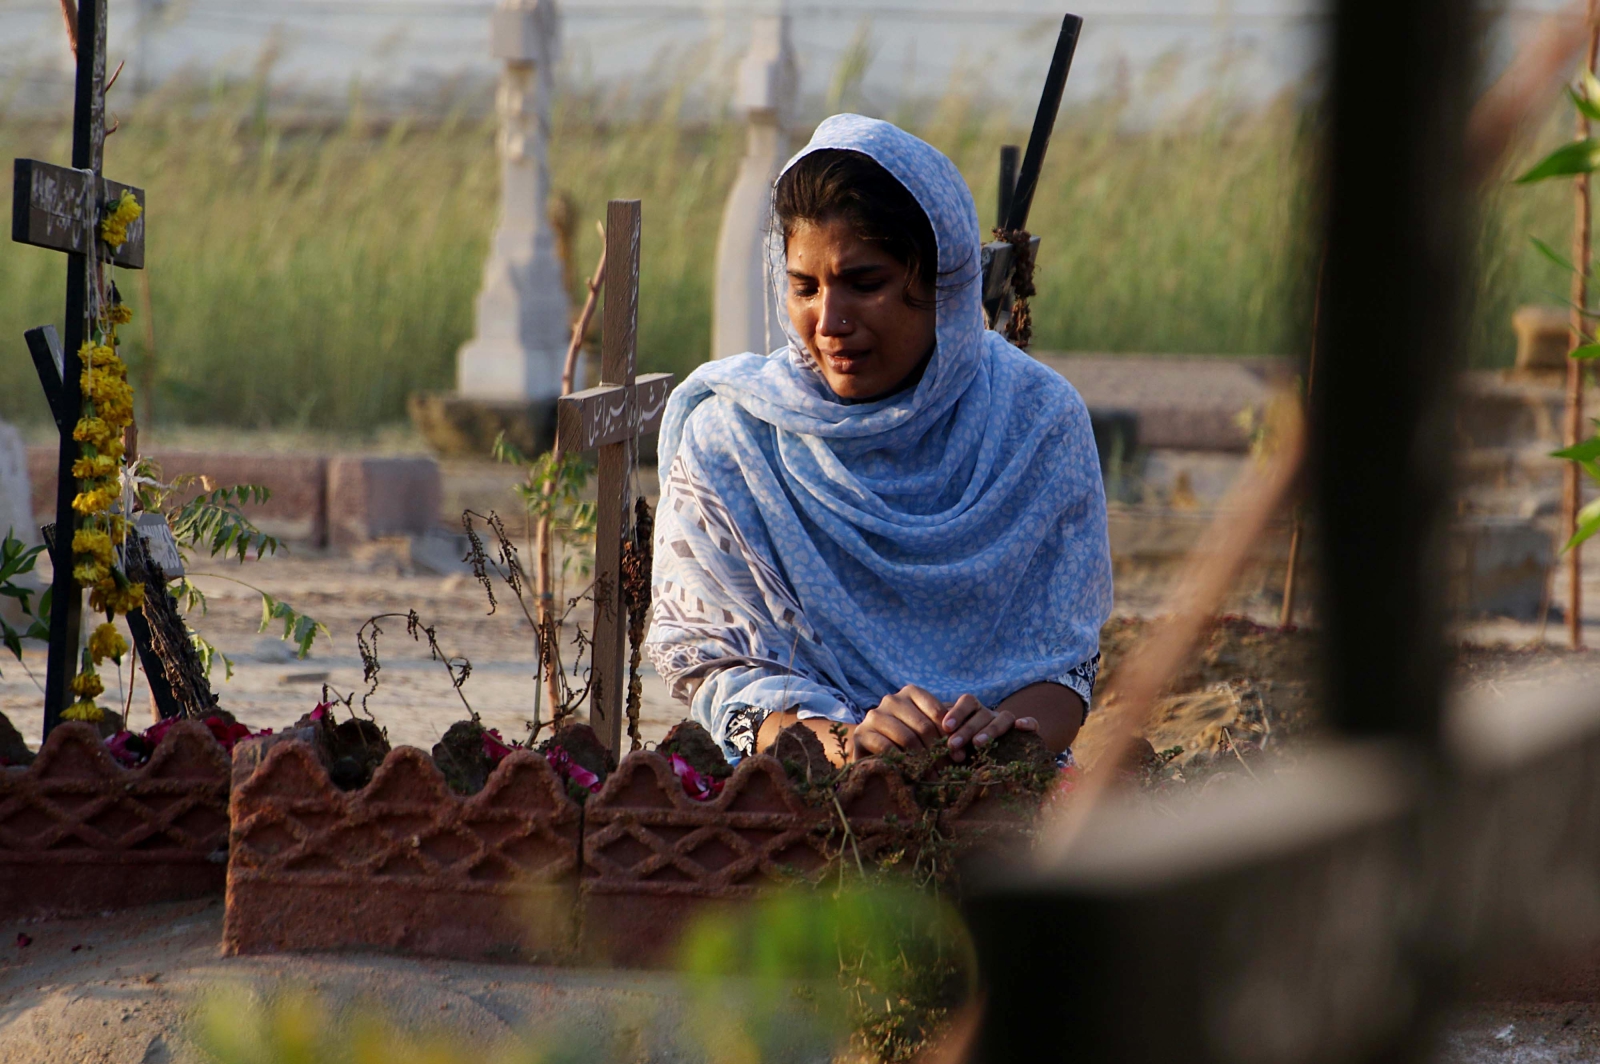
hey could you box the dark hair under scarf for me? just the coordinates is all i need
[773,148,940,309]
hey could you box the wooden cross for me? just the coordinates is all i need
[10,0,147,734]
[556,199,673,753]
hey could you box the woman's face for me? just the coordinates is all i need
[784,216,936,401]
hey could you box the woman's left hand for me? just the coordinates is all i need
[940,694,1037,763]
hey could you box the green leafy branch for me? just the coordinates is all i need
[0,531,50,678]
[495,434,596,535]
[494,433,597,577]
[1516,73,1600,552]
[168,480,281,563]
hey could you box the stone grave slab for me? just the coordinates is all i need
[1035,352,1288,453]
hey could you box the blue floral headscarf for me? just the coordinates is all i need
[645,114,1112,758]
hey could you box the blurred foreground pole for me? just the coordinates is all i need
[1312,0,1472,744]
[963,1,1475,1061]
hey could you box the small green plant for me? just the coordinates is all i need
[678,884,975,1063]
[0,530,49,679]
[493,433,597,576]
[1516,71,1600,551]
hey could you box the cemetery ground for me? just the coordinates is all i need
[4,429,1600,1064]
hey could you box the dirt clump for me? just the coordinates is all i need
[541,722,616,786]
[328,717,389,789]
[1079,616,1320,773]
[660,719,733,779]
[763,721,834,784]
[283,705,392,791]
[432,720,495,794]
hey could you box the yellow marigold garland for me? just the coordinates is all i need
[88,622,128,664]
[98,188,142,251]
[67,188,145,704]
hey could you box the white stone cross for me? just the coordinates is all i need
[711,10,796,360]
[458,0,571,401]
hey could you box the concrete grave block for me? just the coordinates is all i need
[27,447,329,546]
[326,455,443,548]
[0,721,232,919]
[0,421,42,635]
[1450,516,1555,621]
[0,420,32,546]
[1511,304,1572,376]
[25,444,53,533]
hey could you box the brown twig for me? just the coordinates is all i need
[1565,1,1600,649]
[57,0,76,57]
[1280,250,1324,629]
[1036,402,1306,863]
[538,222,607,714]
[1465,0,1592,186]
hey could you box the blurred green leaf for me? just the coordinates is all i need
[1572,343,1600,360]
[1531,236,1580,275]
[0,531,47,676]
[1516,139,1600,184]
[1571,85,1600,124]
[1552,437,1600,462]
[1563,497,1600,552]
[679,885,974,1063]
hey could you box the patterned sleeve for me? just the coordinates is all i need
[1051,653,1101,721]
[685,665,857,759]
[646,448,860,760]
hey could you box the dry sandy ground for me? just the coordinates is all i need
[0,899,719,1064]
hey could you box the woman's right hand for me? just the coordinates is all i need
[851,685,946,761]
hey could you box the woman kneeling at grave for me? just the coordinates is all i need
[644,115,1111,766]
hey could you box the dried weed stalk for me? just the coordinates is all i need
[463,508,594,740]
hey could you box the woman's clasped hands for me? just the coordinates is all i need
[851,684,1037,763]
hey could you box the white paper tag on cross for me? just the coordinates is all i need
[134,512,185,580]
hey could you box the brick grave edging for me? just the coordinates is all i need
[223,738,1036,967]
[0,721,233,918]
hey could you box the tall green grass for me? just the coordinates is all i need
[0,73,1576,433]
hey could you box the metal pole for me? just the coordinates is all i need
[1311,0,1473,743]
[44,0,108,734]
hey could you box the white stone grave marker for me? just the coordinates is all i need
[458,0,571,400]
[712,11,796,360]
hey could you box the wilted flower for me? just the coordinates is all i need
[88,622,128,665]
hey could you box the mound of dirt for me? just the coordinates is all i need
[431,720,497,794]
[762,721,835,783]
[660,719,733,779]
[1077,616,1321,773]
[541,721,616,787]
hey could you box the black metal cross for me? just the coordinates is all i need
[11,0,146,734]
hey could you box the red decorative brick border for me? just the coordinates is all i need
[224,741,582,962]
[0,721,232,918]
[223,738,1038,967]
